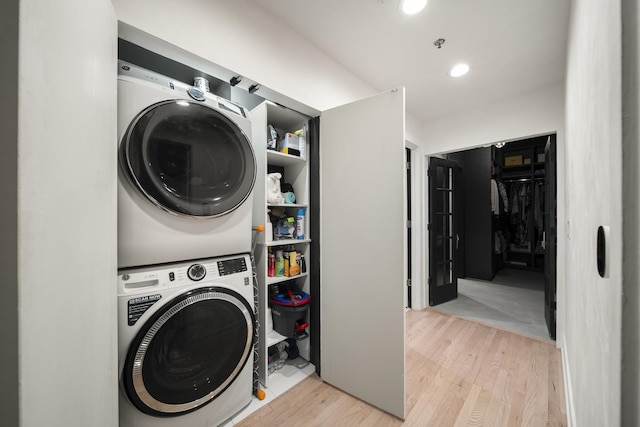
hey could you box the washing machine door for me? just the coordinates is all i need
[122,287,255,417]
[120,100,256,218]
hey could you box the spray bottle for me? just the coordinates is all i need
[296,208,305,240]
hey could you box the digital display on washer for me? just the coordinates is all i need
[218,258,247,276]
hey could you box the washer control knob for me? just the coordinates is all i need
[187,264,206,281]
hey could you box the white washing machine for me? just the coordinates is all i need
[117,254,255,427]
[117,60,256,269]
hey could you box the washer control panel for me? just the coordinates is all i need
[217,257,248,276]
[119,254,251,292]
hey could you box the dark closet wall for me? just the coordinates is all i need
[449,147,494,281]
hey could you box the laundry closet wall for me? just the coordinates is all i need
[0,0,118,425]
[111,0,426,311]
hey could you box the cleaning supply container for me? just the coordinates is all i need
[270,289,310,339]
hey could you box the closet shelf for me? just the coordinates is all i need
[262,239,311,247]
[267,272,309,285]
[267,330,288,347]
[267,150,306,166]
[253,100,312,389]
[268,203,308,208]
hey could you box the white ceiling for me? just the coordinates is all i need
[251,0,571,123]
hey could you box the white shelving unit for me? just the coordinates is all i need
[250,101,312,389]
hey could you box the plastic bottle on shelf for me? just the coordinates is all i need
[289,250,300,276]
[283,251,290,277]
[275,250,284,277]
[299,254,306,273]
[268,251,275,277]
[296,208,305,240]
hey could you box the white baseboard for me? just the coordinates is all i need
[561,336,577,427]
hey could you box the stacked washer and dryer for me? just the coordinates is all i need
[116,61,257,427]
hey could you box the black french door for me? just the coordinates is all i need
[544,136,557,339]
[429,157,459,305]
[406,148,412,308]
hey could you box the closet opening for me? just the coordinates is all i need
[427,134,557,341]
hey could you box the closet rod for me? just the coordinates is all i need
[502,177,545,183]
[503,177,531,183]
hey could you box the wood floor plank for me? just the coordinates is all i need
[548,344,568,426]
[453,383,482,426]
[236,309,567,427]
[522,341,550,426]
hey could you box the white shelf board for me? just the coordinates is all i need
[262,238,311,247]
[267,150,306,166]
[267,203,308,208]
[266,272,308,285]
[266,330,288,347]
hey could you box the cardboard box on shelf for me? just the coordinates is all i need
[505,155,523,166]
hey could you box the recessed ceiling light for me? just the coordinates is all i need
[449,63,470,77]
[400,0,428,15]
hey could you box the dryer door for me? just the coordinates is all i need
[122,287,255,417]
[120,100,256,218]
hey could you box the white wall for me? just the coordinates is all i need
[621,0,640,425]
[564,0,623,425]
[418,83,567,340]
[112,0,423,142]
[421,83,565,155]
[16,0,118,425]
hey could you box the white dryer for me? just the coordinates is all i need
[117,254,255,427]
[117,61,256,269]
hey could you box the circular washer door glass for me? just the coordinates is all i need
[121,100,256,218]
[123,287,255,416]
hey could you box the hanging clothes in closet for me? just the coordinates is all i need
[504,179,545,254]
[491,177,509,259]
[510,181,531,252]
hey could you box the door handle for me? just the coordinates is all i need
[456,234,460,249]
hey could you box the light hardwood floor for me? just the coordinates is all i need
[236,308,567,426]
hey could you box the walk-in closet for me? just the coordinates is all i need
[430,134,557,340]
